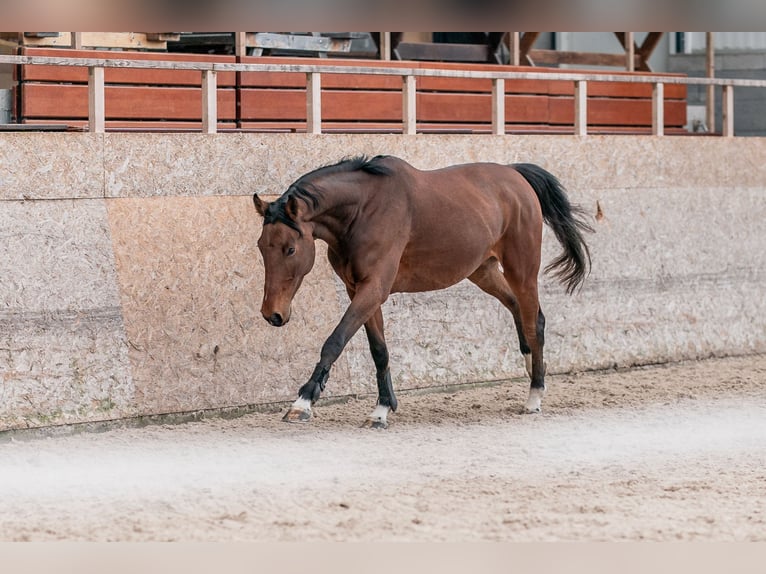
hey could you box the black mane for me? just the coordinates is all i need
[262,155,392,234]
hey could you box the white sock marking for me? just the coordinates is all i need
[525,387,545,413]
[291,397,312,412]
[368,404,390,425]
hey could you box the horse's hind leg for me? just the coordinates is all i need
[510,279,546,413]
[361,306,398,429]
[468,259,532,373]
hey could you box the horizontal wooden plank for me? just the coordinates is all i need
[548,79,686,99]
[236,121,691,135]
[22,119,238,131]
[237,88,687,126]
[20,47,237,86]
[21,84,237,120]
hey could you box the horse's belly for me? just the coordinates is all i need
[391,256,483,293]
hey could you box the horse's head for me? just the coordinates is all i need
[253,193,316,327]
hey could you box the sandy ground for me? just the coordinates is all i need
[1,354,765,542]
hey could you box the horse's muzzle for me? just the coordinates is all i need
[265,312,286,327]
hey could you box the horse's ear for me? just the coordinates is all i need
[253,193,267,217]
[285,195,305,221]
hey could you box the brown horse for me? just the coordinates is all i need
[253,155,592,428]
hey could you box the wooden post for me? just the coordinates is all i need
[492,78,505,135]
[625,32,635,71]
[706,32,715,133]
[307,72,322,134]
[234,32,247,57]
[380,32,392,60]
[652,82,664,136]
[202,69,217,134]
[88,66,105,133]
[574,80,587,136]
[722,84,734,137]
[508,32,520,66]
[403,74,417,134]
[71,32,83,49]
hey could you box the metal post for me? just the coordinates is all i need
[574,80,587,136]
[706,32,715,133]
[307,72,322,134]
[202,69,218,134]
[492,78,505,135]
[403,74,416,134]
[652,82,664,136]
[88,66,105,133]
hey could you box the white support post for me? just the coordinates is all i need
[492,78,505,135]
[307,72,322,134]
[88,66,105,133]
[652,82,664,136]
[722,84,734,137]
[508,33,520,66]
[202,70,217,134]
[574,80,587,136]
[403,74,417,135]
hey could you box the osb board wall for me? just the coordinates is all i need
[1,134,765,431]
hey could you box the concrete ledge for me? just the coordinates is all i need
[1,134,765,431]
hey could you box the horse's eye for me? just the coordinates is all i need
[286,247,296,256]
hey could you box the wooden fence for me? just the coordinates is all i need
[3,49,766,136]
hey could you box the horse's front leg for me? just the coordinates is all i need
[361,307,397,429]
[282,286,387,423]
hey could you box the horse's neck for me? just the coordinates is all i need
[307,187,360,247]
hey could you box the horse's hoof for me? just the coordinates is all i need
[282,408,312,423]
[361,417,388,430]
[523,387,545,414]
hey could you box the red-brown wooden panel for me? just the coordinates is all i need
[19,47,237,86]
[21,84,237,120]
[549,97,686,127]
[548,79,686,99]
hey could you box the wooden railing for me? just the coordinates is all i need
[2,54,766,136]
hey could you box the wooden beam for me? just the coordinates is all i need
[88,66,104,133]
[234,32,247,57]
[519,32,540,65]
[637,33,664,61]
[201,69,217,134]
[71,32,83,50]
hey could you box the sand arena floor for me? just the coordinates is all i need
[1,354,765,541]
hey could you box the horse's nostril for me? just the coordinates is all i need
[268,313,284,327]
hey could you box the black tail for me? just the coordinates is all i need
[512,163,594,295]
